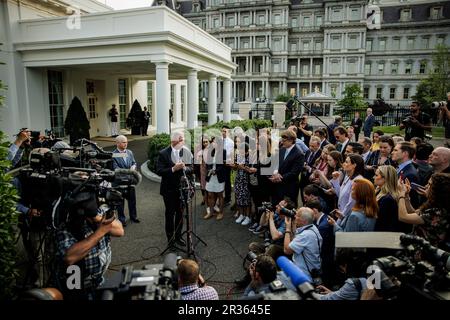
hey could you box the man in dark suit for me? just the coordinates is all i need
[300,136,322,203]
[306,199,335,287]
[112,135,139,226]
[351,112,363,141]
[314,128,329,150]
[333,126,350,159]
[270,130,304,206]
[363,108,375,138]
[156,131,193,247]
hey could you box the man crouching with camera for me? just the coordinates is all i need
[400,101,432,141]
[55,193,124,300]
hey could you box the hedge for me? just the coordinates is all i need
[147,119,272,173]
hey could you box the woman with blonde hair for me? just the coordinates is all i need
[373,165,401,231]
[329,178,378,232]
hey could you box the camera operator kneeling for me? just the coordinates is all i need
[55,199,124,300]
[242,254,277,298]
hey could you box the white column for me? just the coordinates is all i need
[208,74,217,126]
[174,83,181,124]
[310,58,313,77]
[155,62,170,134]
[187,69,199,129]
[223,78,231,123]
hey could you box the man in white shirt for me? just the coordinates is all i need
[221,125,234,206]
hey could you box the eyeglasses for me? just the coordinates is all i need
[281,135,288,139]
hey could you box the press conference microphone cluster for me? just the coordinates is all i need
[276,256,320,300]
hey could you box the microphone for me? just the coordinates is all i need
[277,256,319,300]
[114,168,142,186]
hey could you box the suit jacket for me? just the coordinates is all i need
[112,148,136,169]
[319,139,329,150]
[275,145,304,204]
[305,149,322,168]
[337,139,350,158]
[156,146,193,196]
[316,214,335,262]
[351,117,363,134]
[363,114,375,136]
[399,162,420,210]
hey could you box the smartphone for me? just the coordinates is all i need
[410,182,425,191]
[329,209,338,218]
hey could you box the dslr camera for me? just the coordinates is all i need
[279,206,296,218]
[401,116,415,126]
[257,201,274,215]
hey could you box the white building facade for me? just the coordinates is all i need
[161,0,450,105]
[0,0,235,139]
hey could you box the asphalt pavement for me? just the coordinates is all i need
[103,137,260,299]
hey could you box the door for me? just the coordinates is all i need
[87,94,99,137]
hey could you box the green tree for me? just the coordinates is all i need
[337,84,367,111]
[413,44,450,107]
[0,76,20,300]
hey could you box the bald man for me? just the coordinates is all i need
[429,147,450,174]
[363,108,375,138]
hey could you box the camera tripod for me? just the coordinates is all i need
[160,171,207,259]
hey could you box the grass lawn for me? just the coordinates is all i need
[373,126,444,138]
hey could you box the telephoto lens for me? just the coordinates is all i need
[279,207,296,218]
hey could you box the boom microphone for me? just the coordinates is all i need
[114,168,142,186]
[277,256,319,300]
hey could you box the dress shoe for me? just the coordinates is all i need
[175,238,186,246]
[216,213,224,220]
[131,218,141,223]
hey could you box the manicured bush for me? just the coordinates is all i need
[64,97,90,145]
[147,133,170,172]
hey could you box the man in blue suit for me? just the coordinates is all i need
[305,199,335,287]
[362,108,375,138]
[112,135,139,226]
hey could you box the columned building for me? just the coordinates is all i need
[159,0,450,105]
[0,1,235,138]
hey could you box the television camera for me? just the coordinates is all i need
[431,101,447,109]
[96,253,180,300]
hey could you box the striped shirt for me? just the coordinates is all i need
[179,284,219,300]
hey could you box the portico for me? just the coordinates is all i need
[2,6,235,138]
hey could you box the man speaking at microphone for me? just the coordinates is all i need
[112,135,140,226]
[156,131,193,248]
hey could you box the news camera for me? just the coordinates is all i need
[55,139,114,170]
[368,234,450,300]
[431,101,447,109]
[96,253,180,300]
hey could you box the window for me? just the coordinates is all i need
[315,16,322,26]
[379,39,386,51]
[193,3,199,13]
[376,87,382,99]
[274,14,281,25]
[242,37,250,49]
[403,87,410,99]
[227,16,235,27]
[226,38,234,49]
[364,63,371,75]
[392,38,400,50]
[258,14,265,25]
[86,81,94,95]
[180,85,185,122]
[407,38,414,50]
[291,17,298,27]
[48,70,65,137]
[330,85,337,97]
[366,39,372,51]
[290,42,297,51]
[405,62,412,74]
[400,9,411,22]
[363,87,369,99]
[350,7,360,20]
[147,81,153,124]
[302,64,309,75]
[437,36,445,44]
[390,88,396,99]
[303,41,310,51]
[243,15,250,26]
[273,39,281,51]
[331,36,341,50]
[118,78,128,129]
[88,96,96,119]
[419,61,427,74]
[331,7,342,21]
[391,62,398,74]
[430,7,443,20]
[303,16,310,27]
[290,65,296,75]
[348,35,358,49]
[257,37,265,48]
[314,64,321,75]
[347,59,357,74]
[213,17,220,28]
[273,62,280,73]
[170,84,175,117]
[315,41,322,51]
[331,60,340,74]
[378,62,384,74]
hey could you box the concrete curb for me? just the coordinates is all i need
[140,160,162,183]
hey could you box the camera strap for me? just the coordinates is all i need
[299,225,322,275]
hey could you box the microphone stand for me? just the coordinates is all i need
[292,96,332,131]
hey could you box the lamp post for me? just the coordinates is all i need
[255,97,260,119]
[202,97,207,113]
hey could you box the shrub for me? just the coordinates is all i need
[64,97,90,145]
[197,113,208,124]
[275,93,291,102]
[147,133,170,172]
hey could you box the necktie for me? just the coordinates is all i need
[284,149,289,160]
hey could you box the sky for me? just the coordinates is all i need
[101,0,155,10]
